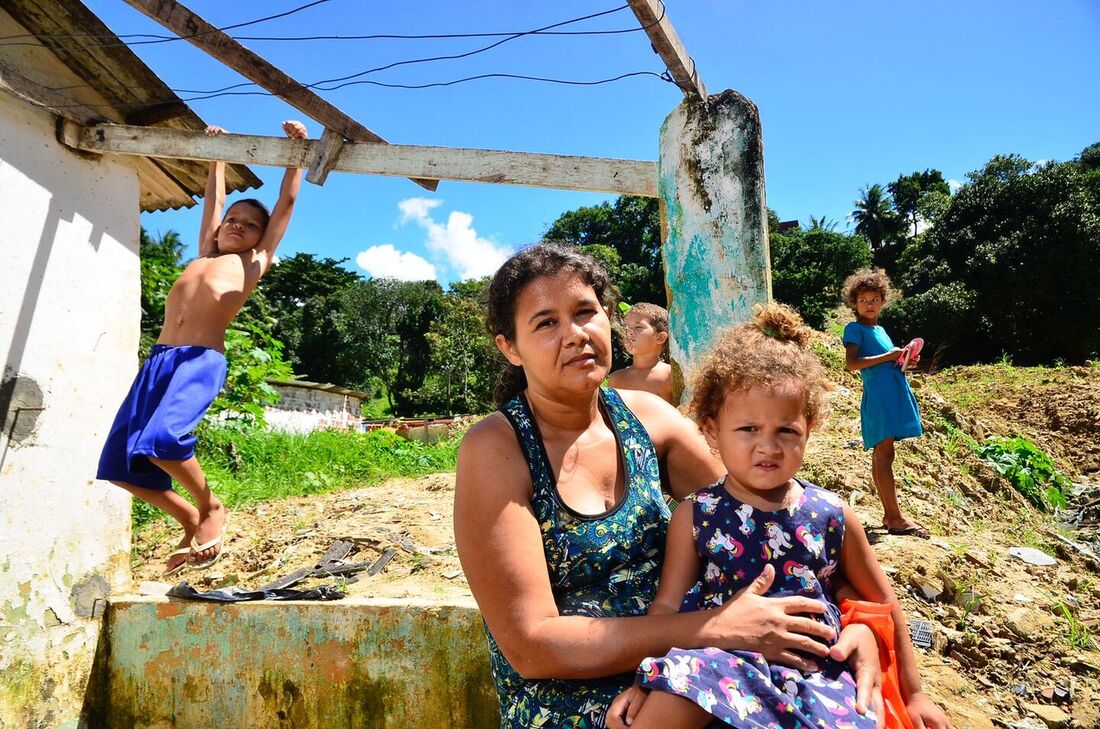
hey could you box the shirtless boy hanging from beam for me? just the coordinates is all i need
[97,120,308,576]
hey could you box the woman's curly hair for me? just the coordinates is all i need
[841,267,894,311]
[688,302,834,430]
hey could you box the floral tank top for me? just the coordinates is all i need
[487,387,671,728]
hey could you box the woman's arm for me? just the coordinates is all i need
[845,343,903,371]
[839,506,954,728]
[197,125,228,257]
[252,120,307,278]
[454,415,836,680]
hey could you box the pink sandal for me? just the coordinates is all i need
[895,337,924,369]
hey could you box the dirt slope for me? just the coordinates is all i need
[132,359,1100,728]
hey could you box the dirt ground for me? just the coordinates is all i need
[132,359,1100,728]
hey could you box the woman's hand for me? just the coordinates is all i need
[204,125,228,136]
[711,564,835,672]
[830,623,885,728]
[606,685,647,729]
[906,692,954,728]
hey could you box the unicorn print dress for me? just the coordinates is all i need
[634,479,877,728]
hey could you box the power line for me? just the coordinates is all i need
[40,70,674,111]
[8,1,684,113]
[307,5,633,91]
[0,0,336,46]
[24,3,665,100]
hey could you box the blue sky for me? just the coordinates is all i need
[86,0,1100,285]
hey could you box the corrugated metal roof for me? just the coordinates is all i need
[0,0,261,211]
[266,379,371,401]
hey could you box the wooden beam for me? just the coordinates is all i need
[306,128,345,186]
[120,0,438,191]
[625,0,707,101]
[62,123,659,197]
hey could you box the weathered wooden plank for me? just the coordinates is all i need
[121,0,437,191]
[625,0,707,100]
[0,0,261,204]
[306,128,345,186]
[64,123,659,197]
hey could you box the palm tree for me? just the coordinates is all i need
[851,184,898,250]
[806,215,839,232]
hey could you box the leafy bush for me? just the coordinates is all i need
[891,148,1100,365]
[879,282,980,360]
[771,228,872,329]
[975,436,1070,512]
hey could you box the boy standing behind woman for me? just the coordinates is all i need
[610,303,675,405]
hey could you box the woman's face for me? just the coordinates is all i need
[496,270,612,396]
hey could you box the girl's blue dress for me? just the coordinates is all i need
[842,321,922,449]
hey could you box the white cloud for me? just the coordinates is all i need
[398,197,443,223]
[398,197,512,280]
[355,244,437,281]
[947,179,963,194]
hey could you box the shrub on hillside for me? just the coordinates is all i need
[771,228,872,329]
[891,148,1100,365]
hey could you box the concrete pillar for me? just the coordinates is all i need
[0,92,137,726]
[658,89,772,403]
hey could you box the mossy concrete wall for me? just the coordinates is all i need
[658,89,771,402]
[96,596,499,728]
[0,87,138,726]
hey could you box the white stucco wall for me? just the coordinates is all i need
[0,93,139,726]
[265,385,363,433]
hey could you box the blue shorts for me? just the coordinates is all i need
[97,345,227,491]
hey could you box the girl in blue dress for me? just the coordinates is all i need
[608,303,951,729]
[841,268,928,538]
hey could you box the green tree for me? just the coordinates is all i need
[209,320,294,424]
[851,184,900,251]
[770,227,872,329]
[888,169,950,237]
[886,151,1100,364]
[336,279,444,414]
[545,196,664,306]
[259,253,361,385]
[806,215,839,232]
[1077,141,1100,172]
[138,228,183,357]
[420,278,497,414]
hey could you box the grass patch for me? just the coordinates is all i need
[131,424,461,530]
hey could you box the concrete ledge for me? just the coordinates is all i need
[96,595,499,728]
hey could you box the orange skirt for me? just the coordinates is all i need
[839,598,916,729]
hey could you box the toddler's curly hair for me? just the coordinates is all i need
[688,302,833,430]
[841,268,893,311]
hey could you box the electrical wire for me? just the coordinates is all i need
[41,69,674,110]
[0,0,336,46]
[8,1,687,112]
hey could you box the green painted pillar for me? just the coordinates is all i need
[658,89,772,404]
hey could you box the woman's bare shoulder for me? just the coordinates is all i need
[615,387,684,439]
[456,411,531,499]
